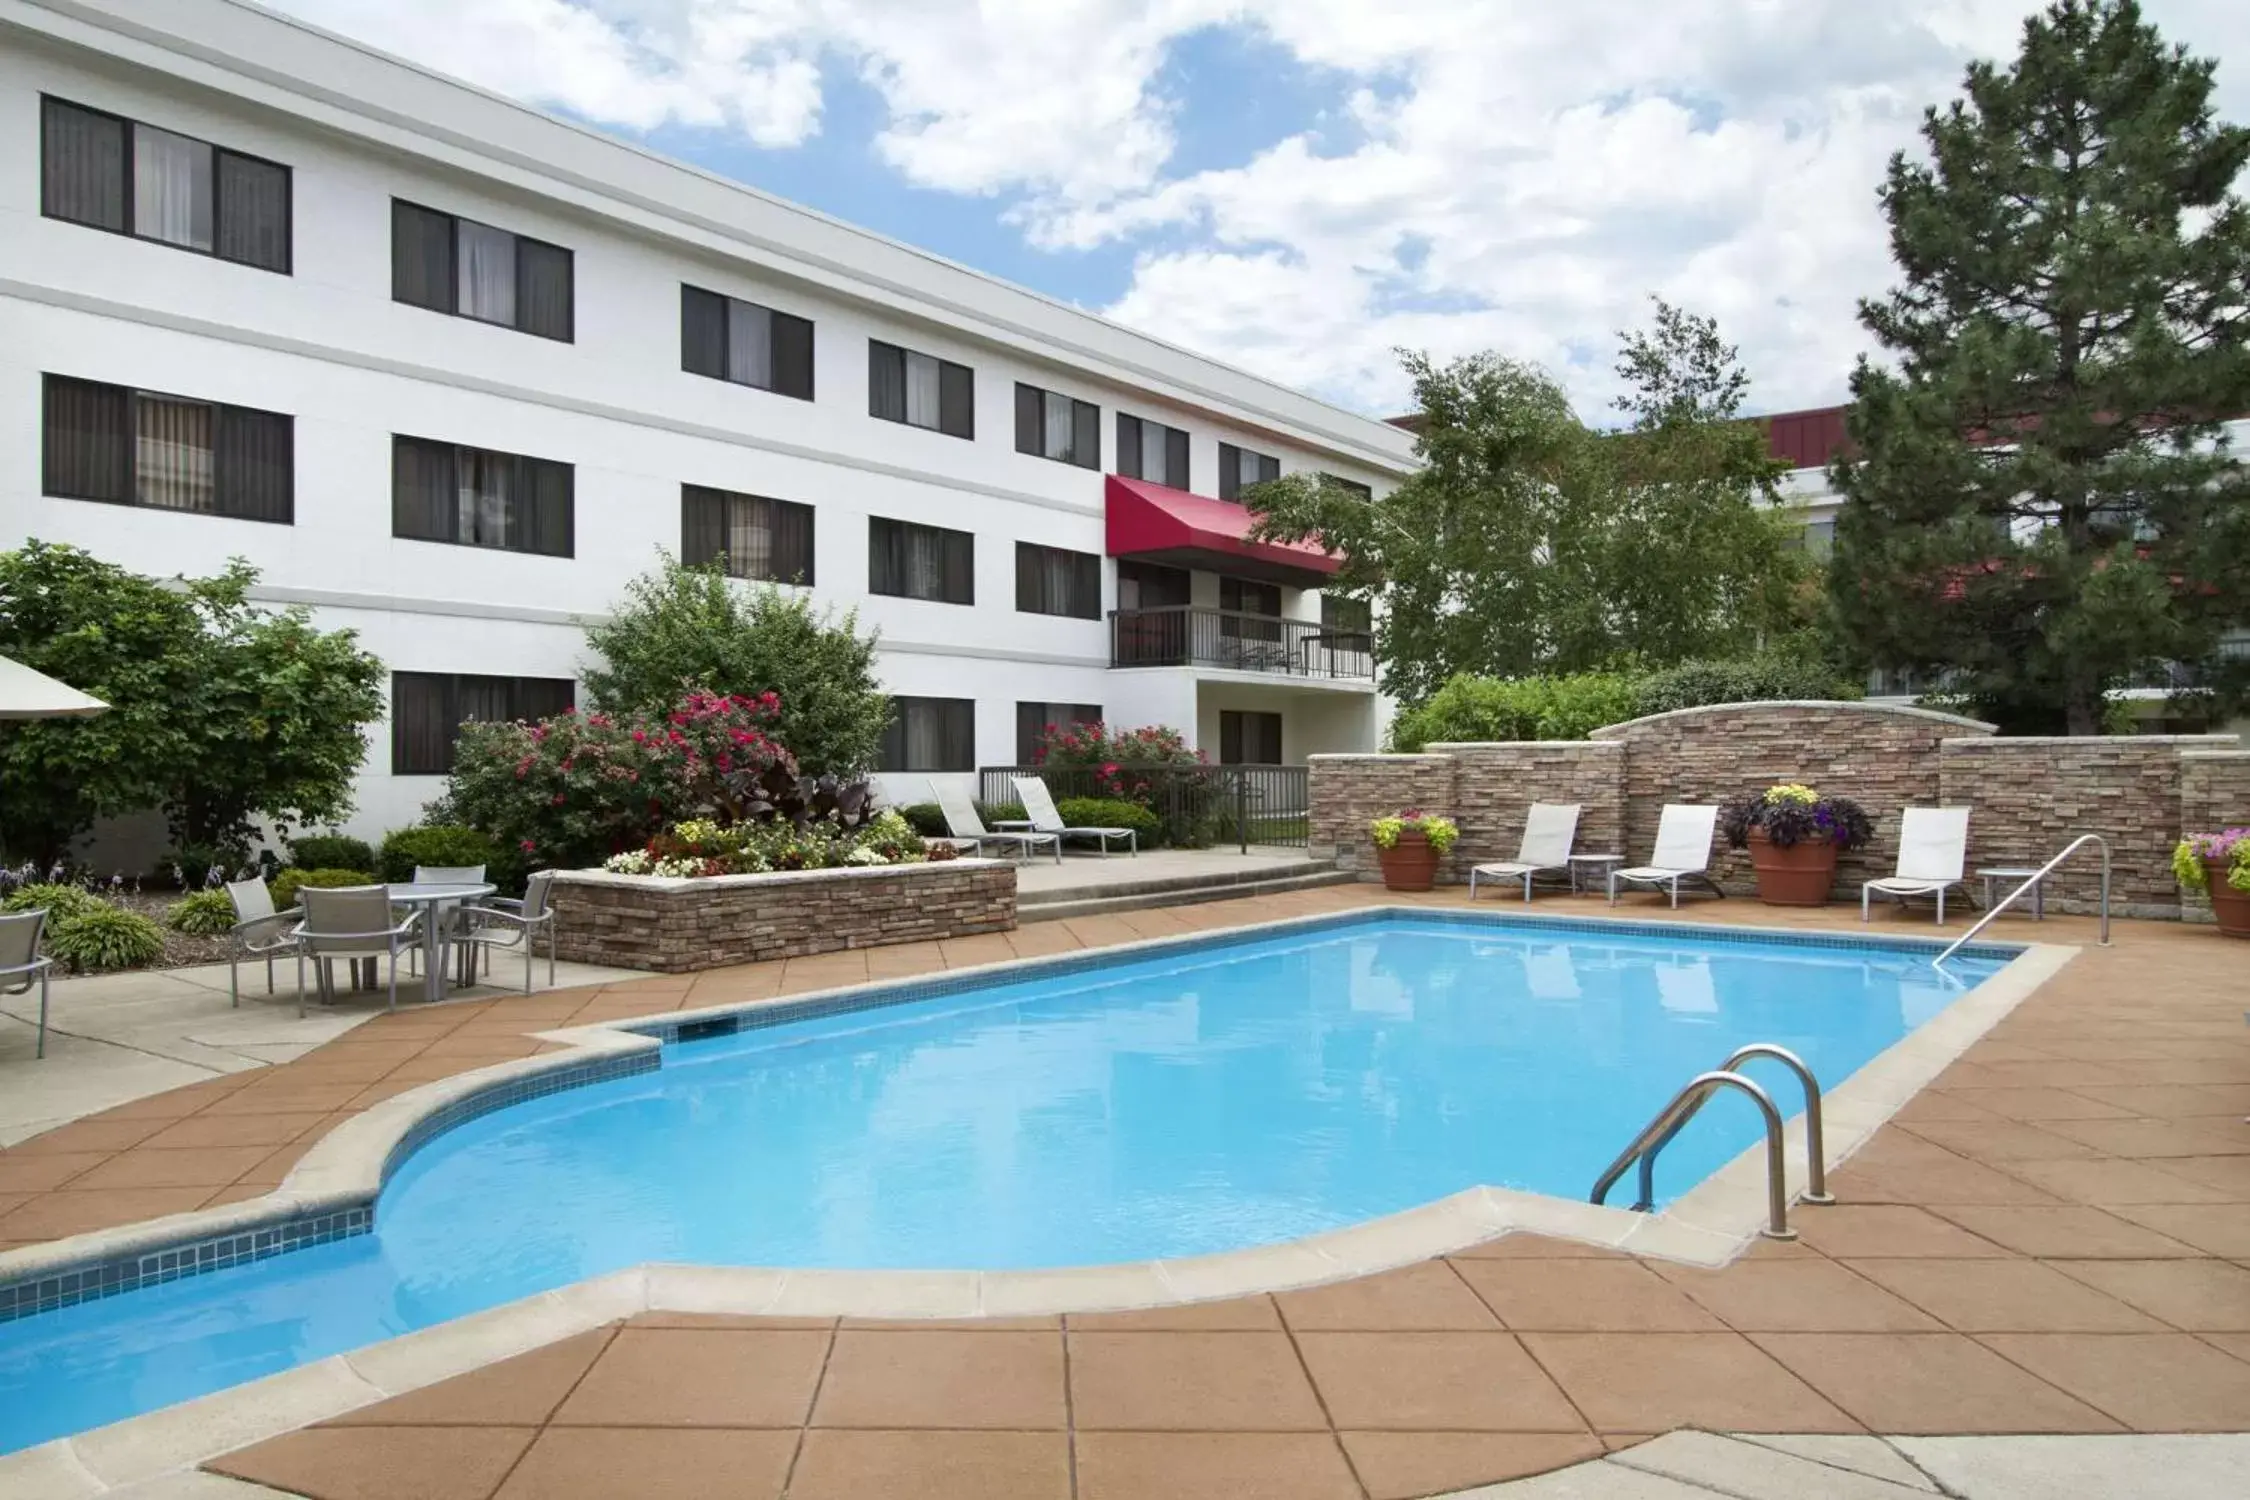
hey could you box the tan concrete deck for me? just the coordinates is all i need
[0,885,2243,1498]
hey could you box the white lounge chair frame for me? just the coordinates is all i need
[1862,806,1972,924]
[1012,776,1137,856]
[932,781,1061,863]
[1608,805,1725,908]
[1467,802,1581,902]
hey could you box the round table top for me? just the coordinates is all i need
[385,882,496,903]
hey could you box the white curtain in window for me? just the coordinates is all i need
[726,300,773,388]
[1236,447,1258,493]
[904,351,941,429]
[1155,423,1186,487]
[1042,391,1072,461]
[132,126,213,251]
[457,220,517,325]
[726,496,774,579]
[135,396,215,511]
[903,522,943,597]
[458,449,513,548]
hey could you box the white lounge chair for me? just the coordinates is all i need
[1609,804,1724,908]
[1012,776,1137,856]
[1862,807,1971,923]
[1467,802,1581,902]
[932,781,1061,864]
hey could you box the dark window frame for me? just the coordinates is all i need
[390,671,576,776]
[878,695,978,773]
[1016,701,1103,765]
[867,339,975,440]
[679,284,815,400]
[1220,709,1284,766]
[39,95,292,274]
[40,373,294,524]
[1014,541,1101,620]
[390,198,575,342]
[391,435,575,558]
[1321,472,1374,502]
[1320,593,1373,636]
[1218,441,1282,502]
[869,516,976,605]
[1013,382,1100,469]
[680,483,816,585]
[1116,412,1192,490]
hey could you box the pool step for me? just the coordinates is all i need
[1017,861,1356,922]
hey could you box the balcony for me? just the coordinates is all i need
[1110,606,1374,680]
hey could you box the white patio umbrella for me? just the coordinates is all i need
[0,655,107,719]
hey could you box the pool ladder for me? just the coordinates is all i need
[1590,1044,1832,1241]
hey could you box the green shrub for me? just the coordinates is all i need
[895,802,950,838]
[1631,654,1862,716]
[159,845,249,888]
[1389,672,1642,750]
[974,801,1027,828]
[288,832,377,873]
[2,882,103,921]
[270,867,378,910]
[1053,798,1161,840]
[379,825,501,883]
[49,904,164,972]
[165,889,237,935]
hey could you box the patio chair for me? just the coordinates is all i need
[1011,775,1137,856]
[224,876,301,1007]
[456,871,560,995]
[931,782,1062,864]
[0,910,54,1059]
[1862,807,1972,924]
[407,864,486,985]
[1467,802,1581,902]
[295,885,422,1017]
[1609,804,1725,909]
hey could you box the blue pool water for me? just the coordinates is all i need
[0,915,2005,1452]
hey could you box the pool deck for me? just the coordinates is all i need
[0,884,2244,1498]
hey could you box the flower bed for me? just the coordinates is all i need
[549,858,1018,973]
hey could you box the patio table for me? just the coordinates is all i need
[386,881,495,1004]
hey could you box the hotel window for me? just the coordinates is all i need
[868,340,974,438]
[1013,383,1099,468]
[1117,413,1191,490]
[1220,710,1283,765]
[1321,472,1374,502]
[40,97,291,273]
[42,375,291,523]
[1015,542,1100,620]
[391,672,575,776]
[1016,702,1102,765]
[392,200,573,341]
[1218,443,1281,502]
[680,285,813,399]
[1321,594,1373,639]
[869,518,974,604]
[681,485,815,584]
[392,437,573,557]
[878,696,976,772]
[1800,517,1837,558]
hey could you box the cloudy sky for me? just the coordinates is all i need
[270,1,2250,420]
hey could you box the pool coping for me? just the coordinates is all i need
[0,907,2076,1494]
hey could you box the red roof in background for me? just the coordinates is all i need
[1105,475,1341,586]
[1761,405,1853,470]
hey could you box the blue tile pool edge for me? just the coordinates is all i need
[0,905,2030,1324]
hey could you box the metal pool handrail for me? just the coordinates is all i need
[1936,832,2110,967]
[1591,1069,1798,1240]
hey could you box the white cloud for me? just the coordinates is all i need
[271,0,2250,417]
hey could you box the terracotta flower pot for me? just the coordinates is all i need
[1376,830,1439,892]
[2204,859,2250,940]
[1746,826,1840,907]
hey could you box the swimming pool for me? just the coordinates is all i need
[0,912,2010,1453]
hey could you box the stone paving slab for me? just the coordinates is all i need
[0,885,2239,1497]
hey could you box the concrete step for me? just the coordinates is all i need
[1018,856,1339,908]
[1018,866,1357,923]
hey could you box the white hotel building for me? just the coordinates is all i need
[0,0,1414,842]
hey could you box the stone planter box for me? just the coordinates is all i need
[550,860,1017,973]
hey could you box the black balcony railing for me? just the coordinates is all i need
[1110,605,1373,680]
[978,763,1310,850]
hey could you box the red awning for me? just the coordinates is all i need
[1104,474,1340,586]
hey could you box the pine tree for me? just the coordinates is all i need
[1831,0,2250,734]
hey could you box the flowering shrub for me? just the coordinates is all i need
[1369,811,1461,853]
[1720,783,1875,851]
[601,809,931,879]
[1031,721,1219,845]
[2173,829,2250,894]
